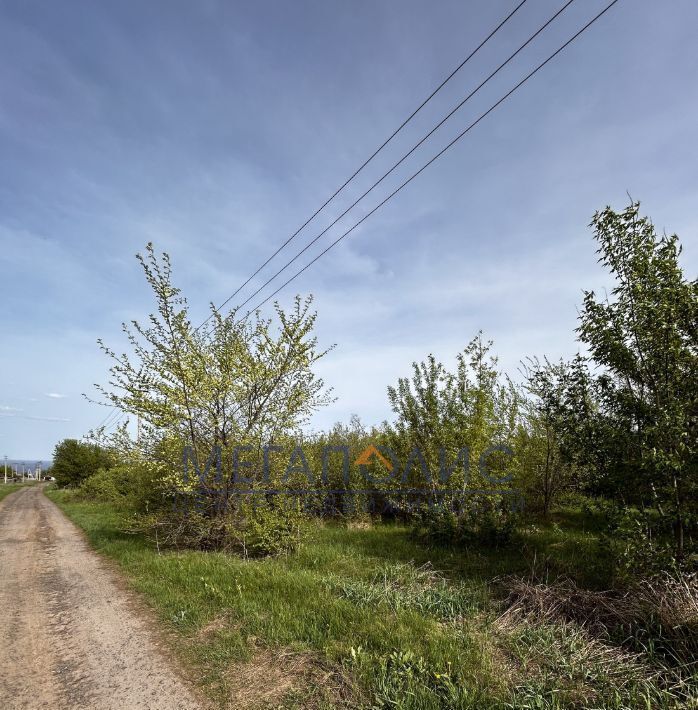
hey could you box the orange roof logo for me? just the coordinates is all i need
[354,444,393,471]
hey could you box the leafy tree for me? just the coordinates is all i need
[518,358,577,516]
[384,336,522,547]
[577,201,697,557]
[385,333,520,493]
[94,244,333,455]
[91,244,333,539]
[52,438,114,488]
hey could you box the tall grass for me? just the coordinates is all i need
[46,490,696,709]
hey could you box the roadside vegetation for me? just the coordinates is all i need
[48,490,695,709]
[0,481,33,503]
[49,200,697,709]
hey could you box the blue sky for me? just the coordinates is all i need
[1,0,696,460]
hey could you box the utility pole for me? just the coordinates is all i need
[3,456,7,485]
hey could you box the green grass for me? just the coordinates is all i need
[47,490,689,709]
[0,481,33,503]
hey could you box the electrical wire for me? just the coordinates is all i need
[194,0,529,332]
[205,0,580,334]
[237,0,622,321]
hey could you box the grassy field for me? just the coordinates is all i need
[47,489,689,710]
[0,481,33,503]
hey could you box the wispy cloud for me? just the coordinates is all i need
[0,405,23,412]
[0,412,71,422]
[0,0,696,460]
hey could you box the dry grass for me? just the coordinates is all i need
[225,648,359,709]
[495,610,654,678]
[346,519,373,531]
[490,572,698,708]
[495,615,690,709]
[496,572,698,665]
[194,613,237,642]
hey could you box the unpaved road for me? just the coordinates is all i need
[0,485,205,709]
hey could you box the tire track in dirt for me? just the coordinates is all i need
[0,485,206,710]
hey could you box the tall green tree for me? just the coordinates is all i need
[385,333,520,491]
[577,201,698,556]
[52,438,114,488]
[92,243,333,492]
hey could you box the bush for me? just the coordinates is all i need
[52,438,114,488]
[75,461,162,508]
[127,494,307,557]
[78,467,122,502]
[599,508,697,584]
[232,499,306,557]
[412,499,518,548]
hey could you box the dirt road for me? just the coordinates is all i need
[0,485,205,709]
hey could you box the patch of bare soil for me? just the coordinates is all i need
[0,485,207,710]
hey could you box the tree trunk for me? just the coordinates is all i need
[673,475,684,561]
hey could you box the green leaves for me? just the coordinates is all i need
[52,438,115,488]
[93,245,333,481]
[386,333,520,491]
[576,200,697,557]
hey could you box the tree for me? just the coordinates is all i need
[385,333,520,492]
[52,439,114,488]
[92,244,333,509]
[519,358,576,516]
[577,201,698,557]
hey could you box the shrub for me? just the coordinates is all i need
[76,460,162,508]
[78,467,121,502]
[52,438,114,488]
[599,508,697,584]
[127,494,307,557]
[229,497,307,557]
[412,499,518,548]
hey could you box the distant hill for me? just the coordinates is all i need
[3,459,52,471]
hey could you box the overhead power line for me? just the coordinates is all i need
[236,0,622,321]
[194,0,529,332]
[91,406,123,434]
[213,0,579,328]
[104,412,125,432]
[96,406,120,430]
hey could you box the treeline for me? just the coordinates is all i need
[54,201,697,576]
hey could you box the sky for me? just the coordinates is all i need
[1,0,696,460]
